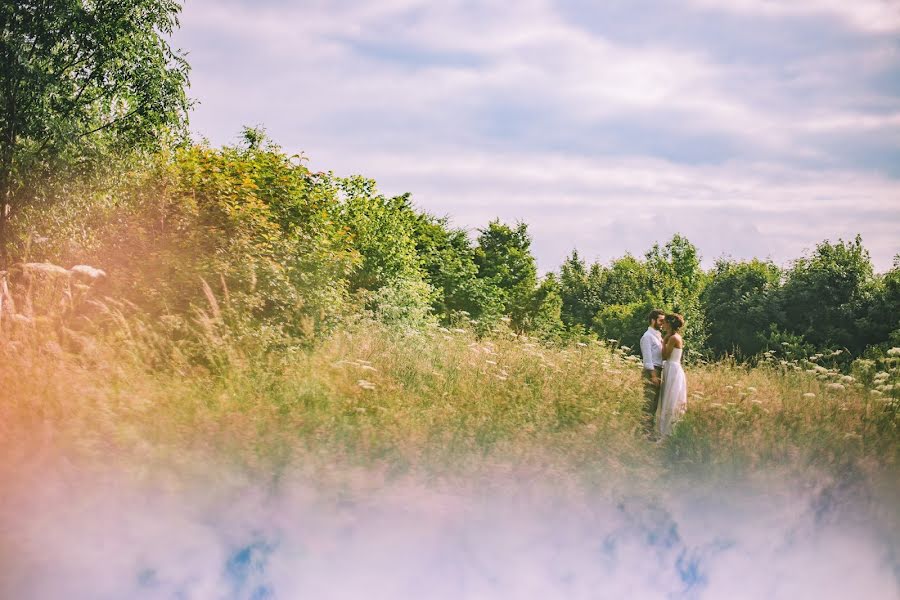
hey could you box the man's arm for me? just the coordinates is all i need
[640,332,655,371]
[640,333,661,386]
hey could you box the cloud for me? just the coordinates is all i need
[302,146,900,271]
[171,0,900,272]
[688,0,900,33]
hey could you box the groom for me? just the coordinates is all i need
[639,309,665,435]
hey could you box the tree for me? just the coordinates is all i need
[779,236,875,352]
[474,220,538,331]
[410,212,484,320]
[644,234,709,353]
[522,273,565,338]
[0,0,190,264]
[701,259,781,357]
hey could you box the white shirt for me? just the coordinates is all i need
[640,327,663,370]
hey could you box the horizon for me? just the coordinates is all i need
[172,0,900,272]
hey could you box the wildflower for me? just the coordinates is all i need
[620,346,632,352]
[803,392,816,398]
[357,379,376,390]
[825,383,845,392]
[494,374,508,381]
[874,372,889,381]
[878,384,894,392]
[485,360,497,366]
[359,365,377,372]
[751,399,763,405]
[725,385,734,391]
[840,375,854,384]
[870,390,883,397]
[888,347,900,357]
[451,328,466,334]
[577,342,588,347]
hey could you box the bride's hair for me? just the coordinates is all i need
[665,313,685,332]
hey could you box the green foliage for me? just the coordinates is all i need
[86,134,357,344]
[592,300,658,350]
[369,276,437,329]
[521,273,565,339]
[0,0,190,262]
[335,179,424,293]
[702,259,781,358]
[474,220,538,331]
[409,212,492,322]
[778,236,875,353]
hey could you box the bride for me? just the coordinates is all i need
[656,313,688,438]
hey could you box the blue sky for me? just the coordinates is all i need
[171,0,900,271]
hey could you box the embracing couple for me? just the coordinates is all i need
[640,309,688,439]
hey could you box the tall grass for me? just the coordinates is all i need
[1,270,897,495]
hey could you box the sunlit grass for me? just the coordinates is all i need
[2,297,897,491]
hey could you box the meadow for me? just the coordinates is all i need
[2,264,899,599]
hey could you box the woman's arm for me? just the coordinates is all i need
[662,336,674,359]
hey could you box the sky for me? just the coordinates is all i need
[171,0,900,272]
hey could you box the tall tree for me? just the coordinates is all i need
[779,235,876,352]
[701,259,781,357]
[474,220,538,331]
[0,0,190,264]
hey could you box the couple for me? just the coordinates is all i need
[639,309,688,439]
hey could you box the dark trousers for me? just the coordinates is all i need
[642,367,663,435]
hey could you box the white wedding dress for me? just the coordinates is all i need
[656,347,687,437]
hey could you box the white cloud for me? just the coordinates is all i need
[304,146,900,271]
[689,0,900,33]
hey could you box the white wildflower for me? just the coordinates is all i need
[803,392,816,399]
[356,379,376,391]
[825,383,845,392]
[887,347,900,357]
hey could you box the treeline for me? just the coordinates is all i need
[8,130,899,365]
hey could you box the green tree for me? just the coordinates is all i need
[522,273,565,338]
[410,212,486,321]
[598,254,647,306]
[558,250,590,329]
[779,236,875,353]
[701,259,781,357]
[644,234,709,353]
[336,180,424,292]
[474,220,538,331]
[0,0,190,264]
